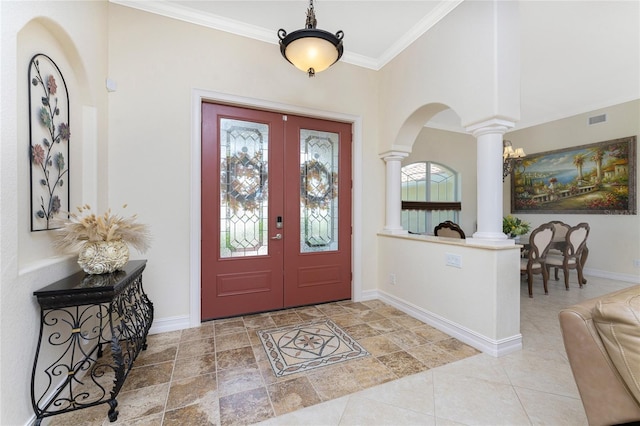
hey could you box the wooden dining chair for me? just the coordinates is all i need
[434,221,466,239]
[548,220,570,255]
[521,223,555,298]
[545,223,590,290]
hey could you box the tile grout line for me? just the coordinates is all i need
[158,332,180,424]
[76,300,482,426]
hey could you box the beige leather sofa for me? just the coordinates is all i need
[559,285,640,426]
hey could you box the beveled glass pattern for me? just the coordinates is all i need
[300,129,339,253]
[220,118,269,258]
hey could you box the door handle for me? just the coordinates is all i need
[271,233,282,240]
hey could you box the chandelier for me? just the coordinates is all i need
[278,0,344,77]
[503,140,526,181]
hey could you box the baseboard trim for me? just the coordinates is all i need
[158,271,639,354]
[582,267,640,284]
[361,289,522,357]
[149,315,191,335]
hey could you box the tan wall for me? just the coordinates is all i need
[106,4,382,320]
[505,100,640,278]
[1,2,109,424]
[1,1,638,423]
[405,101,640,279]
[377,1,521,150]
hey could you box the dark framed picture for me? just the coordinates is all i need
[510,136,636,215]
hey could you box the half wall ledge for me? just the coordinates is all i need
[377,233,522,356]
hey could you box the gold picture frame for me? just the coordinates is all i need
[511,136,636,215]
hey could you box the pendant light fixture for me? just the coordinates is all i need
[278,0,344,77]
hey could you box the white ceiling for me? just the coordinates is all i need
[113,0,462,70]
[113,0,639,133]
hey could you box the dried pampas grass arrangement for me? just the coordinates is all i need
[54,204,151,253]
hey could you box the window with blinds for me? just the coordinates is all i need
[401,161,461,234]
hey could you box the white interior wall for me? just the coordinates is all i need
[376,235,522,356]
[517,1,639,128]
[0,2,109,425]
[377,1,520,150]
[374,1,523,356]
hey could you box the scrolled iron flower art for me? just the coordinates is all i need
[222,151,266,212]
[300,159,338,209]
[29,54,70,231]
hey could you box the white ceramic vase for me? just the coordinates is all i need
[78,240,130,274]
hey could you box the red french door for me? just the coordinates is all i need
[201,103,352,320]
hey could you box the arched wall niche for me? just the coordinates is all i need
[17,16,94,269]
[31,17,92,100]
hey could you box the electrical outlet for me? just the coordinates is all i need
[634,259,640,268]
[389,273,396,285]
[445,253,462,268]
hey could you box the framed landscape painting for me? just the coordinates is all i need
[510,136,636,214]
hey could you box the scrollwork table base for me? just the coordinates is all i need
[31,260,153,425]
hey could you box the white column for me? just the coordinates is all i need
[380,150,409,234]
[466,118,515,243]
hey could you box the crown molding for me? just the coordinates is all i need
[110,0,463,71]
[375,0,463,70]
[111,0,276,43]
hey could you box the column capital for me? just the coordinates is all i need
[379,150,410,162]
[465,117,516,138]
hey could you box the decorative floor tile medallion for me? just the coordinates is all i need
[257,319,369,377]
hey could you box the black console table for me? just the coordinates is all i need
[31,260,153,425]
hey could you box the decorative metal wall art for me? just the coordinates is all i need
[29,54,70,231]
[511,136,636,214]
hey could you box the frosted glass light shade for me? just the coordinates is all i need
[285,35,340,74]
[503,145,515,159]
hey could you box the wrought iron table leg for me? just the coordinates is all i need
[108,399,119,422]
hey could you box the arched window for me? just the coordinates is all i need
[401,161,461,234]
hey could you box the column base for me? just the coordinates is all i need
[381,227,408,235]
[467,232,516,247]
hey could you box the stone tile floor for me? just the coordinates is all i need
[43,274,633,425]
[44,299,478,425]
